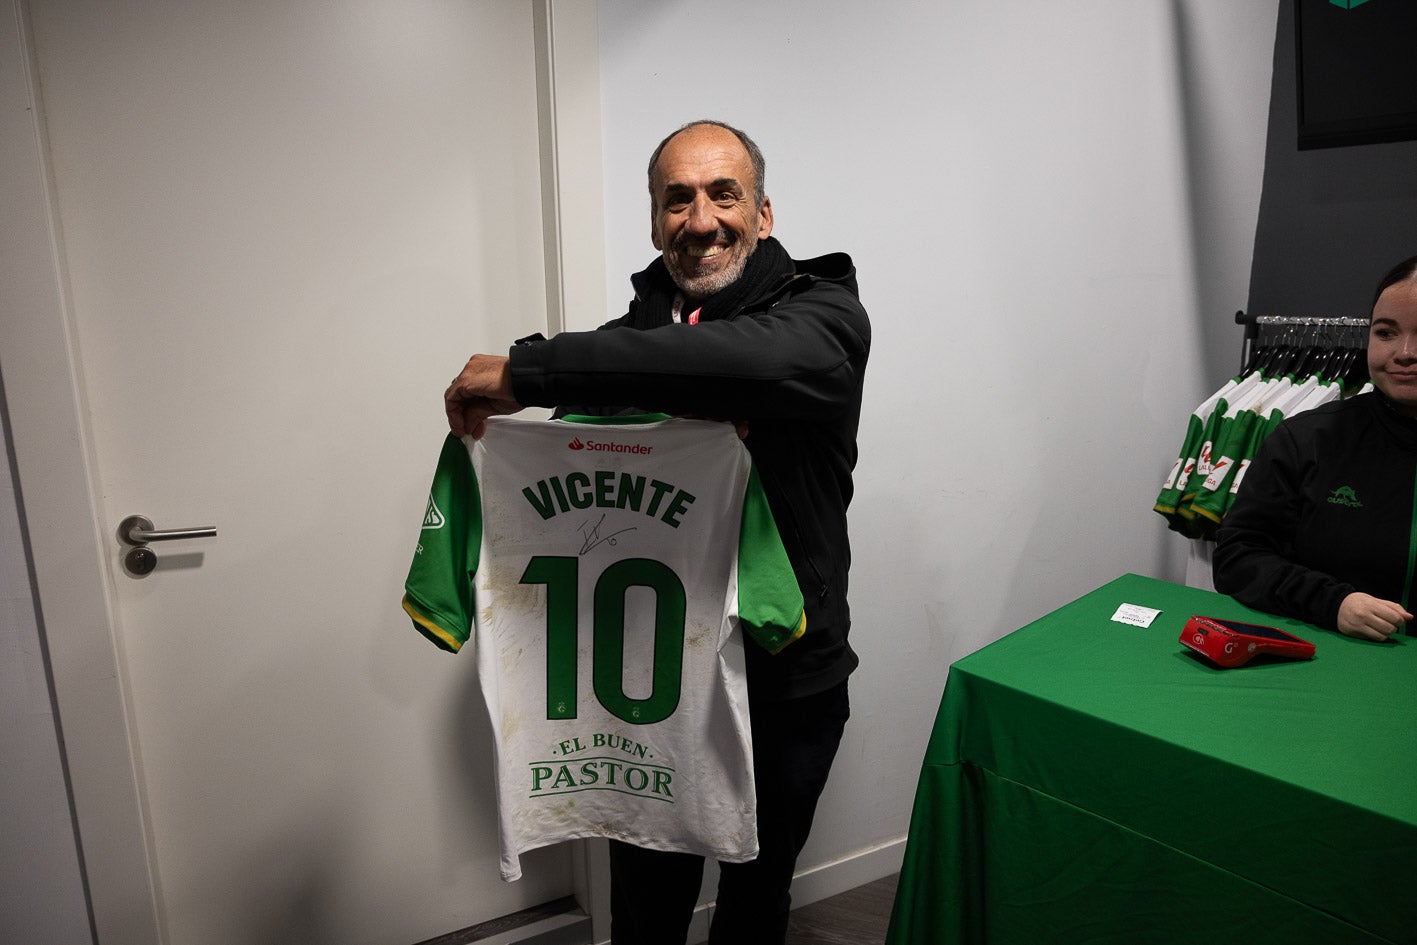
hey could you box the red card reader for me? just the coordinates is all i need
[1180,615,1316,668]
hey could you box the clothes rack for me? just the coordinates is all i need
[1233,310,1369,376]
[1158,311,1373,590]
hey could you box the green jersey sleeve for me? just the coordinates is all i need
[735,464,806,654]
[402,434,482,652]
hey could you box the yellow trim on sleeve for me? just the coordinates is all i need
[765,611,807,655]
[402,596,464,653]
[1190,505,1223,525]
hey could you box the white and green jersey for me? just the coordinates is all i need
[402,415,805,881]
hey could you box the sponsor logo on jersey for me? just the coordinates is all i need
[567,437,654,455]
[1229,458,1251,495]
[1202,454,1235,492]
[1162,457,1183,489]
[529,732,675,802]
[1196,441,1214,477]
[1326,485,1362,508]
[422,495,446,529]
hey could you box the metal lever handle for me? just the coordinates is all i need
[119,515,217,546]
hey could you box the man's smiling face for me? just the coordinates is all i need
[650,123,773,305]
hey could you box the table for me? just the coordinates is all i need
[886,574,1416,945]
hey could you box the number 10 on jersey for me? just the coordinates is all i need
[520,556,687,726]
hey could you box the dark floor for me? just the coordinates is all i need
[786,873,898,945]
[422,873,902,945]
[690,873,899,945]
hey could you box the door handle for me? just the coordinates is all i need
[119,515,217,546]
[118,515,217,577]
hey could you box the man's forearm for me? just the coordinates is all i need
[445,353,522,437]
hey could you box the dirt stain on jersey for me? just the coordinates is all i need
[683,619,717,651]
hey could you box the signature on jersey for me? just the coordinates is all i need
[578,513,637,556]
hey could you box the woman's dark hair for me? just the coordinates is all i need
[1372,255,1417,310]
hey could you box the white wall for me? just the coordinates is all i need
[2,1,561,942]
[595,0,1277,895]
[0,1,99,936]
[1,397,92,945]
[1,0,1279,936]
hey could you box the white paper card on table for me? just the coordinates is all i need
[1111,603,1161,628]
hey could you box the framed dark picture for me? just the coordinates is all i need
[1295,0,1417,150]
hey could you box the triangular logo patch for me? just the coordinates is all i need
[422,495,446,530]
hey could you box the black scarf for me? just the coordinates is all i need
[635,236,795,327]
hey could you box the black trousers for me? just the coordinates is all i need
[608,679,850,945]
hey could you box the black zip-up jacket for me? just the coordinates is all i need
[1213,391,1417,633]
[508,247,871,699]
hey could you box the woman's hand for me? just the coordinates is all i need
[1336,592,1412,642]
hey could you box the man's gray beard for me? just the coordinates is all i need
[666,234,757,301]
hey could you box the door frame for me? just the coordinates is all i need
[1,0,163,940]
[0,1,607,942]
[531,3,611,941]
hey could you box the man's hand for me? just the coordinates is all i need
[1336,592,1411,642]
[445,354,522,438]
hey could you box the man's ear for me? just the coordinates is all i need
[651,213,663,251]
[757,196,774,240]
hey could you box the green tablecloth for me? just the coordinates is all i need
[886,574,1416,945]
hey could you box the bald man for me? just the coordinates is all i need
[445,120,871,945]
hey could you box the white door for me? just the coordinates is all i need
[2,2,592,942]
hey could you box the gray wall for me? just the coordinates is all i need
[596,0,1279,889]
[1,382,92,944]
[1249,0,1417,315]
[5,0,1288,936]
[2,2,560,941]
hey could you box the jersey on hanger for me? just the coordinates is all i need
[402,415,805,881]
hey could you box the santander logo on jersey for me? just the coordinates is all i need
[567,436,653,455]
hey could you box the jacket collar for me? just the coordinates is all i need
[630,243,859,307]
[1370,389,1417,449]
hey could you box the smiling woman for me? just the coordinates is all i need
[1368,256,1417,415]
[1213,255,1417,642]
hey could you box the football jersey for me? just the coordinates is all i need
[402,414,805,881]
[1155,375,1243,527]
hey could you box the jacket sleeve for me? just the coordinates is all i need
[506,280,870,421]
[1212,425,1355,631]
